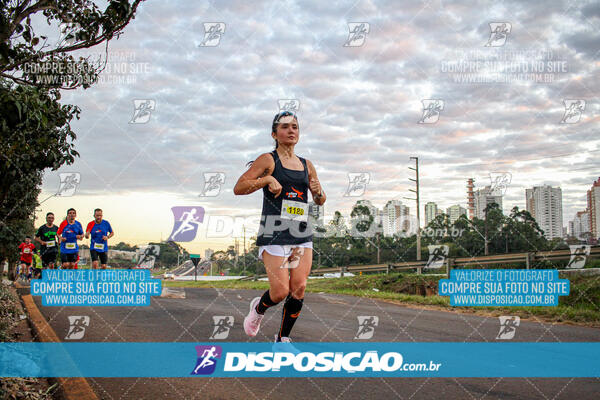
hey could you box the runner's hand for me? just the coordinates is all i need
[310,177,321,196]
[267,176,282,198]
[102,236,108,241]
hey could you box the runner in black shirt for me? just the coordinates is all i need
[234,111,326,344]
[35,212,59,269]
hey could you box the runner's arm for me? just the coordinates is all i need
[85,221,94,239]
[57,221,66,241]
[34,228,44,245]
[233,153,275,195]
[76,225,84,240]
[307,159,326,205]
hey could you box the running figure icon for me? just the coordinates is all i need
[167,207,205,242]
[194,346,217,374]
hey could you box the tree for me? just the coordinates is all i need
[0,175,36,278]
[424,213,450,243]
[0,1,144,278]
[504,207,549,253]
[350,204,373,233]
[0,81,79,206]
[113,241,138,252]
[1,0,146,89]
[147,241,189,268]
[0,82,78,278]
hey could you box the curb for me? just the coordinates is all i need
[21,294,99,400]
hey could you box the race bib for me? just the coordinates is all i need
[65,243,76,250]
[94,242,105,250]
[281,199,308,222]
[46,241,55,247]
[23,248,31,253]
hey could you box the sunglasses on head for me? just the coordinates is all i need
[274,110,297,123]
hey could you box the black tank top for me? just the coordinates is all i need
[255,150,313,246]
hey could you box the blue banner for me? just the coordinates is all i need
[438,269,570,306]
[1,342,598,377]
[30,269,161,306]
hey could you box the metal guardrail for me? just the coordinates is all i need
[239,246,600,281]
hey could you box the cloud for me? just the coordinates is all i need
[40,0,599,236]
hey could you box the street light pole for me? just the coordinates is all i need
[484,206,489,256]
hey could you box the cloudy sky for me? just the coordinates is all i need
[36,0,600,254]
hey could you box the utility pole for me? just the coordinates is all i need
[243,225,246,271]
[406,157,421,261]
[377,232,380,264]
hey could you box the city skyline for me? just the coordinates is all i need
[36,175,599,251]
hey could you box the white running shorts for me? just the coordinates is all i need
[258,242,313,261]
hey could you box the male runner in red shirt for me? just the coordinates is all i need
[18,236,36,280]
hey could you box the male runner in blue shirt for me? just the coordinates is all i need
[85,208,114,269]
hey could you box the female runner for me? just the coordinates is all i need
[233,110,326,343]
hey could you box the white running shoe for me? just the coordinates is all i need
[273,334,300,354]
[243,297,264,337]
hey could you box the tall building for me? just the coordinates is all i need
[446,205,467,224]
[474,186,503,219]
[467,178,475,219]
[382,200,410,237]
[424,202,438,225]
[569,210,590,239]
[352,200,380,232]
[588,178,600,239]
[205,248,214,260]
[525,185,564,240]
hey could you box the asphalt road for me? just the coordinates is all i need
[31,287,600,400]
